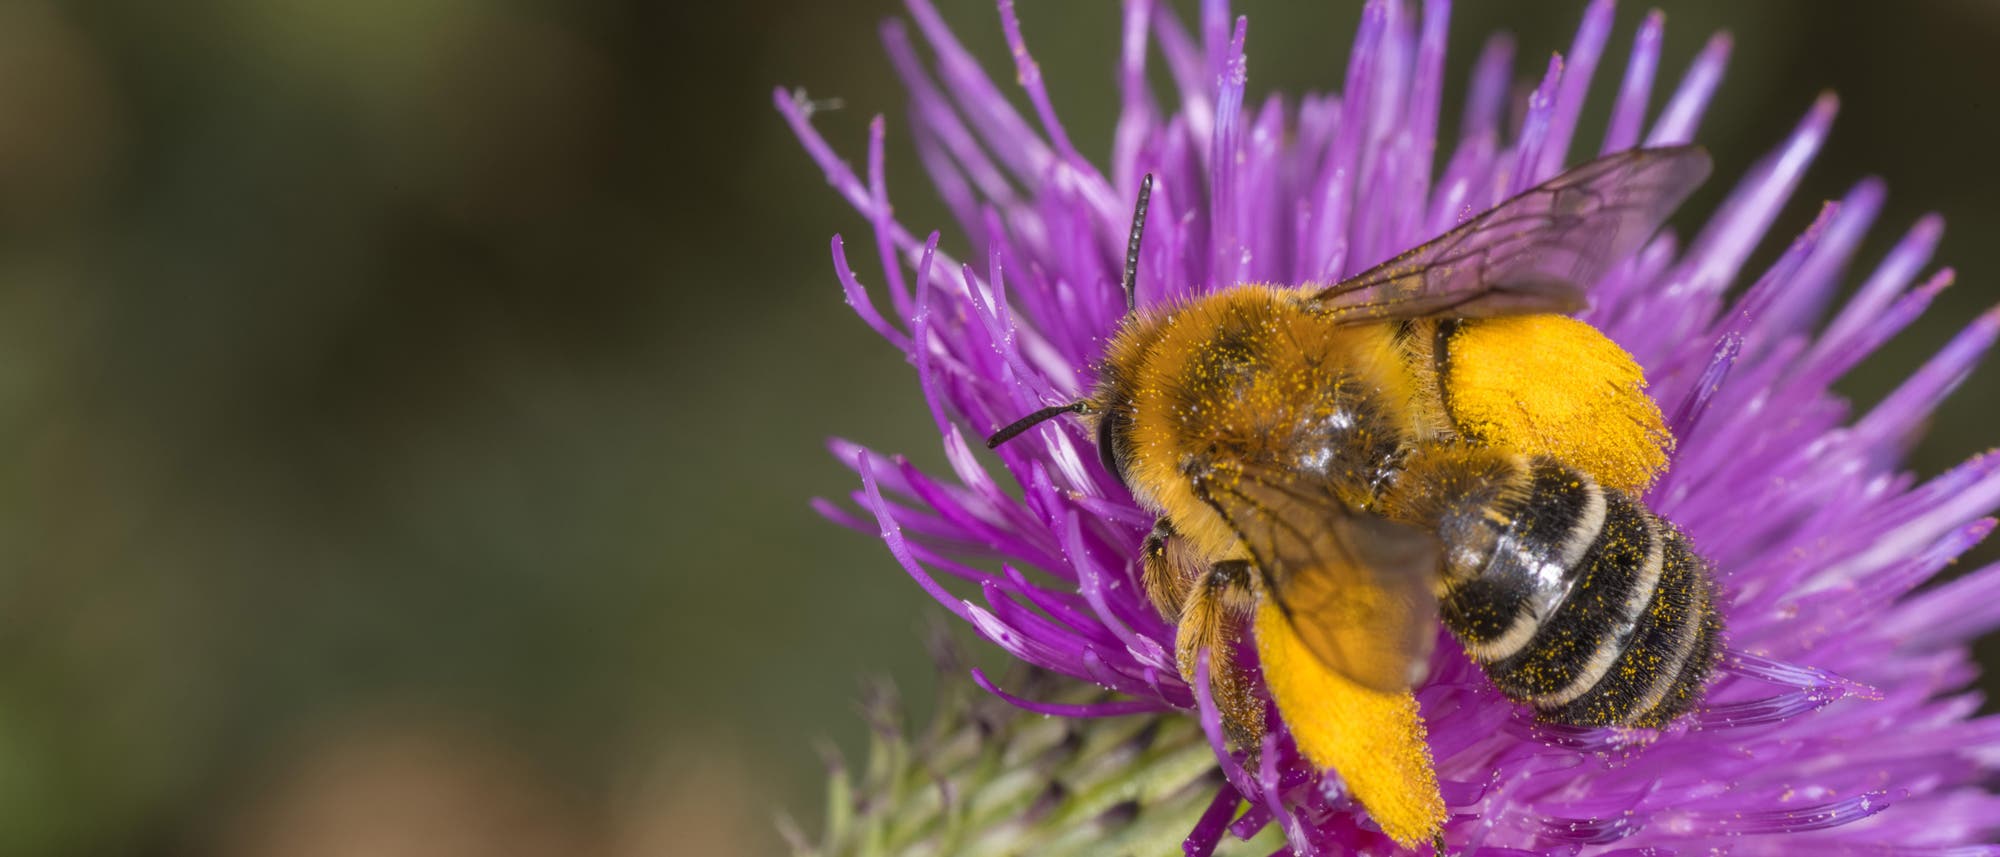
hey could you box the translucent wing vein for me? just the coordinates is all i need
[1193,461,1443,692]
[1309,146,1712,323]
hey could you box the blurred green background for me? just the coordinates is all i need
[3,1,1995,855]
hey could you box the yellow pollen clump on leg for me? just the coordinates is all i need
[1446,314,1671,494]
[1254,602,1445,847]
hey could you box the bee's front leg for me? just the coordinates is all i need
[1175,559,1265,744]
[1140,516,1201,619]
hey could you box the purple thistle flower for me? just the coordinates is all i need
[779,1,2000,853]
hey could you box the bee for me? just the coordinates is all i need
[987,147,1719,846]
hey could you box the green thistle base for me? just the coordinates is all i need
[788,671,1284,857]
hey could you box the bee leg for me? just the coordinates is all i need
[1140,516,1197,619]
[1175,559,1265,744]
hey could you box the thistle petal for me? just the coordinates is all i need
[786,2,2000,853]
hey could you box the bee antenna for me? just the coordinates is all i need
[986,401,1091,449]
[1122,174,1153,315]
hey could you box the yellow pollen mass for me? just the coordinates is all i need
[1446,314,1671,493]
[1254,602,1445,847]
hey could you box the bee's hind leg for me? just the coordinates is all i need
[1175,559,1265,744]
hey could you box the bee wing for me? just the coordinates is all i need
[1195,463,1443,692]
[1308,146,1711,323]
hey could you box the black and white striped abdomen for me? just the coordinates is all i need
[1436,457,1720,728]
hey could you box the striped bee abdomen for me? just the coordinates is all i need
[1417,453,1720,728]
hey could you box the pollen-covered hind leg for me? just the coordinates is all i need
[1175,559,1264,744]
[1140,516,1200,619]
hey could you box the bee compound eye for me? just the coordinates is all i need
[1096,404,1131,491]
